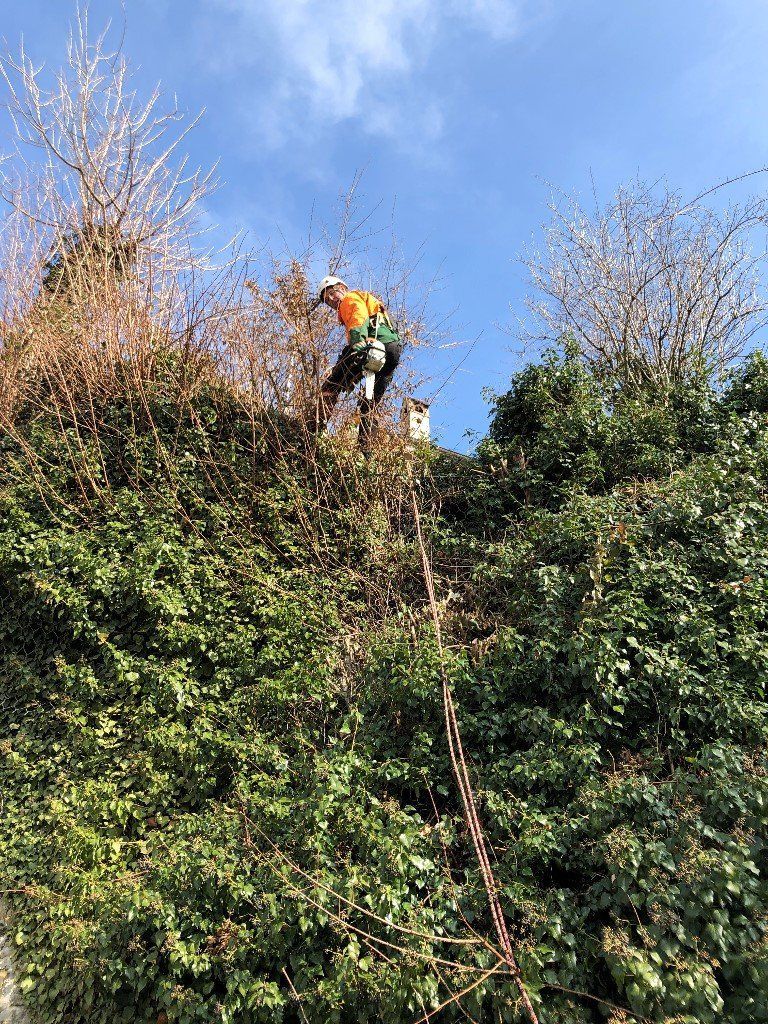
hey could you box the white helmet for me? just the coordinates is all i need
[315,275,346,305]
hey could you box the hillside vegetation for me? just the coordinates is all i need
[2,17,768,1024]
[2,341,768,1024]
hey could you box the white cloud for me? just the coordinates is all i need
[459,0,526,39]
[206,0,530,145]
[212,0,432,120]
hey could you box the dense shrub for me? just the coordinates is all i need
[3,352,768,1022]
[437,436,768,1021]
[487,350,727,503]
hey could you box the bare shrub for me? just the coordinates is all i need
[0,8,428,544]
[0,10,427,447]
[0,8,217,275]
[0,7,224,424]
[525,180,768,392]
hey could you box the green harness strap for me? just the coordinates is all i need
[351,306,399,354]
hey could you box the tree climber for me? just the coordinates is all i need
[311,276,403,451]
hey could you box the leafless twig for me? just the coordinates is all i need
[524,179,768,391]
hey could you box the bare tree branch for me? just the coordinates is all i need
[523,180,768,392]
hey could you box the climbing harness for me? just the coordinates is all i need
[353,308,392,399]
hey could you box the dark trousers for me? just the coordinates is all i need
[316,339,402,449]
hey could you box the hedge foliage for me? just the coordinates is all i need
[3,353,768,1023]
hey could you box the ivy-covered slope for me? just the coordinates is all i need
[2,355,768,1024]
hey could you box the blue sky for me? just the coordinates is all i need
[3,1,768,449]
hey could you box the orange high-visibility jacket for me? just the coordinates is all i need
[337,291,398,348]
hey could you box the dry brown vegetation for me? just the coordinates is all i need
[0,10,435,538]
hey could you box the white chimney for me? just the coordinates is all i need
[401,397,430,442]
